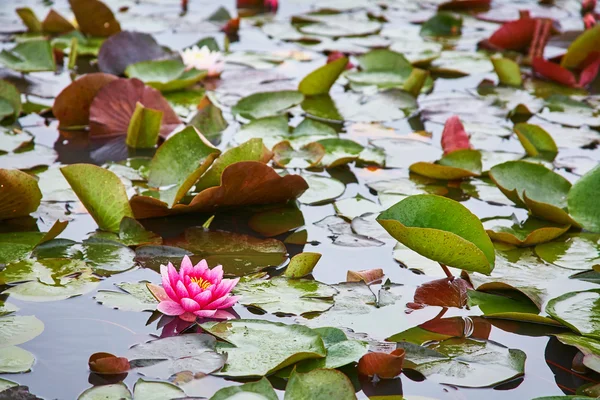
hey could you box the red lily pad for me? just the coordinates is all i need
[98,31,170,76]
[53,73,118,128]
[409,277,471,309]
[88,352,130,374]
[486,15,535,51]
[69,0,121,37]
[130,161,308,219]
[89,78,180,139]
[357,349,405,379]
[441,116,472,155]
[532,57,577,87]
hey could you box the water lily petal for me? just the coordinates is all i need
[193,290,213,307]
[175,280,189,299]
[157,300,185,316]
[167,263,180,287]
[208,264,224,283]
[179,311,197,322]
[187,281,202,298]
[160,265,178,300]
[193,309,217,318]
[213,309,236,320]
[181,298,201,312]
[179,255,194,280]
[207,295,239,310]
[212,278,239,298]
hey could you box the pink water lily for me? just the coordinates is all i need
[154,256,239,322]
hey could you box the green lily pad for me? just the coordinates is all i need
[195,138,271,192]
[0,315,44,346]
[539,95,600,128]
[232,91,304,120]
[0,301,18,317]
[561,25,600,69]
[421,12,462,37]
[284,252,322,278]
[0,168,42,221]
[126,102,162,149]
[61,164,134,233]
[489,161,577,226]
[399,338,526,388]
[430,50,493,76]
[0,378,17,393]
[555,333,600,374]
[492,57,522,87]
[334,195,382,220]
[78,383,132,400]
[128,334,226,379]
[210,377,277,400]
[189,94,227,144]
[299,57,348,96]
[467,289,540,316]
[234,116,290,149]
[547,290,600,339]
[377,194,495,273]
[298,174,345,205]
[484,217,571,247]
[146,126,221,207]
[316,138,364,168]
[0,346,34,373]
[410,149,482,180]
[164,228,288,276]
[52,31,104,56]
[284,368,357,400]
[273,141,325,169]
[0,39,55,72]
[132,379,185,400]
[95,282,158,312]
[201,319,327,377]
[3,271,100,302]
[568,165,600,232]
[535,233,600,270]
[513,123,558,161]
[234,276,337,316]
[126,60,207,92]
[0,81,21,121]
[0,258,89,285]
[164,88,206,118]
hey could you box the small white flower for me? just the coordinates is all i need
[180,45,224,78]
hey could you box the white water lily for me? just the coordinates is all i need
[180,45,225,77]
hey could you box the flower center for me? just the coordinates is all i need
[190,276,212,290]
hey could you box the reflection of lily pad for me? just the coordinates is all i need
[535,233,600,270]
[547,290,600,339]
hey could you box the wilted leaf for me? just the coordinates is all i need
[88,352,130,374]
[358,349,405,379]
[0,169,41,221]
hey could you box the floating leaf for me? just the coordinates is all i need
[78,383,131,400]
[164,228,288,276]
[0,40,55,72]
[489,161,577,226]
[410,149,482,180]
[513,123,558,161]
[61,164,134,233]
[284,369,357,400]
[377,194,495,273]
[196,138,272,192]
[53,73,118,128]
[201,319,327,377]
[299,57,348,96]
[547,290,600,339]
[126,102,162,149]
[317,138,364,168]
[131,162,307,219]
[421,12,463,37]
[89,78,180,138]
[146,126,220,207]
[127,334,226,379]
[3,272,100,302]
[492,57,522,87]
[88,352,130,375]
[0,315,44,346]
[0,81,21,121]
[133,379,185,400]
[484,217,571,247]
[232,91,304,120]
[125,60,207,92]
[234,276,336,316]
[358,349,405,379]
[272,141,325,169]
[568,165,600,232]
[346,268,384,284]
[98,31,169,76]
[430,50,493,76]
[210,377,277,400]
[535,233,600,270]
[284,253,322,278]
[400,338,526,387]
[0,169,41,221]
[410,277,470,309]
[298,174,345,205]
[0,346,34,373]
[334,195,382,220]
[95,282,158,312]
[555,333,600,374]
[0,258,88,285]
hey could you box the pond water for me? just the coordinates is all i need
[1,0,600,399]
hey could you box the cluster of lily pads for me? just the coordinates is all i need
[1,0,600,399]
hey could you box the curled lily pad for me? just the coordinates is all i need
[233,276,337,316]
[125,102,163,149]
[513,123,558,161]
[89,78,181,138]
[489,161,577,226]
[492,57,522,87]
[0,81,21,121]
[299,57,348,96]
[61,164,133,233]
[232,91,304,120]
[284,252,322,278]
[0,40,55,72]
[125,60,207,92]
[410,149,482,180]
[0,169,41,221]
[201,319,327,377]
[377,194,495,273]
[568,165,600,233]
[131,162,308,219]
[484,217,571,247]
[555,333,600,374]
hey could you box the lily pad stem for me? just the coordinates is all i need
[439,263,453,279]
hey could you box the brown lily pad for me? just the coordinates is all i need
[130,161,308,219]
[408,277,471,309]
[42,9,74,34]
[53,73,118,128]
[69,0,121,37]
[89,78,180,139]
[89,352,130,374]
[358,349,405,379]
